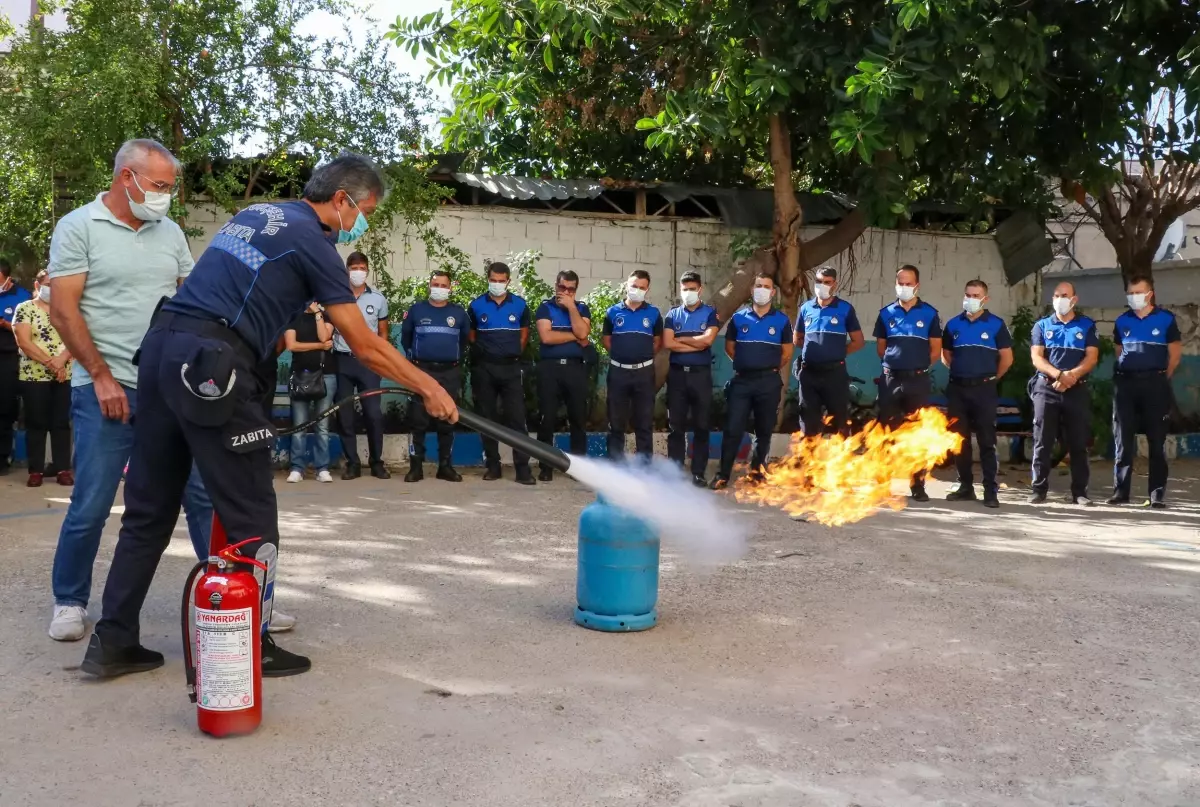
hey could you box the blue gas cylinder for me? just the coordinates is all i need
[575,495,660,632]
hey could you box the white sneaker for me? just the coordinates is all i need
[287,470,303,483]
[316,470,333,483]
[48,605,87,641]
[268,610,297,633]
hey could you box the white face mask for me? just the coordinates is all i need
[126,173,173,221]
[1052,296,1074,317]
[895,285,916,302]
[488,281,508,298]
[1126,292,1149,310]
[813,283,833,301]
[38,285,51,303]
[752,287,774,306]
[626,286,647,303]
[680,289,700,307]
[348,270,368,288]
[962,297,983,314]
[429,286,451,302]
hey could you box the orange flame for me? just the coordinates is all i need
[732,408,964,526]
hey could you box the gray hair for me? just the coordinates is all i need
[302,153,387,204]
[113,139,181,176]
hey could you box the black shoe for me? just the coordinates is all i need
[946,486,977,502]
[1027,492,1047,504]
[261,634,311,678]
[1150,500,1167,510]
[911,488,930,503]
[370,463,391,480]
[1066,495,1093,506]
[482,465,502,481]
[436,464,462,482]
[341,463,361,481]
[404,463,424,483]
[1106,495,1130,506]
[80,633,164,679]
[515,468,536,486]
[692,475,708,488]
[744,468,765,486]
[983,493,1000,509]
[538,467,554,483]
[709,475,729,491]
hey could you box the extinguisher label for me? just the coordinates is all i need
[195,606,255,711]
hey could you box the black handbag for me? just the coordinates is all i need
[288,350,326,402]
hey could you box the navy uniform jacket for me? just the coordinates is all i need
[536,299,592,360]
[873,300,943,371]
[664,303,720,367]
[602,301,663,365]
[943,311,1012,379]
[165,201,355,358]
[1113,308,1180,372]
[401,300,470,363]
[1031,313,1099,374]
[795,297,860,365]
[727,307,793,372]
[468,292,530,360]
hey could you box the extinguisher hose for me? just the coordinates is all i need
[181,560,206,704]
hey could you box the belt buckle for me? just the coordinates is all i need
[558,359,568,365]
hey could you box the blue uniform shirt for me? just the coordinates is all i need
[401,300,470,362]
[165,201,355,359]
[0,283,33,353]
[664,303,720,366]
[943,311,1012,379]
[873,300,943,371]
[602,301,663,364]
[1031,313,1099,372]
[1114,308,1180,372]
[468,292,530,359]
[795,297,861,365]
[535,299,592,360]
[727,307,793,372]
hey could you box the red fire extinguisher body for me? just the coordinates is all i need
[188,538,265,737]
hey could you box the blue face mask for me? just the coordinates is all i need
[337,195,369,244]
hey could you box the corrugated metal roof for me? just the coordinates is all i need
[454,173,607,201]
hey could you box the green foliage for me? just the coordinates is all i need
[998,304,1038,404]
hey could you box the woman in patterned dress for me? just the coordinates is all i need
[13,270,73,487]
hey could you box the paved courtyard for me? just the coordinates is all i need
[1,459,1198,806]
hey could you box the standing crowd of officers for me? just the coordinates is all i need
[325,260,1182,510]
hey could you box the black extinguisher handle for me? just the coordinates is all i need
[181,560,206,704]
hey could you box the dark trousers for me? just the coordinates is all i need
[1113,373,1170,502]
[409,364,461,465]
[96,326,279,646]
[878,371,933,492]
[537,359,588,463]
[20,379,72,473]
[473,361,529,470]
[1031,376,1091,497]
[335,352,384,466]
[718,372,782,478]
[666,364,712,476]
[947,379,999,493]
[798,364,850,436]
[0,352,18,462]
[607,365,655,459]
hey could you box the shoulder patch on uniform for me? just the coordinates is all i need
[446,316,456,327]
[831,317,838,325]
[1075,332,1083,340]
[509,313,517,322]
[982,332,989,340]
[365,304,375,316]
[616,315,624,327]
[642,317,650,327]
[1152,328,1160,336]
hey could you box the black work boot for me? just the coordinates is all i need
[514,466,536,486]
[341,463,361,481]
[370,462,391,480]
[982,490,1000,509]
[538,466,554,482]
[436,464,462,482]
[709,475,729,491]
[910,485,930,503]
[261,634,311,678]
[946,485,977,502]
[404,460,424,483]
[482,464,502,481]
[80,632,164,679]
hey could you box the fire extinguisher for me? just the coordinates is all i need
[181,527,266,738]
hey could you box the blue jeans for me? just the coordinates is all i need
[50,384,213,607]
[290,374,337,472]
[184,464,214,561]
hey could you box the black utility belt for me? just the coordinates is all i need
[670,364,711,374]
[540,357,584,365]
[154,312,256,365]
[735,367,779,379]
[799,361,845,373]
[1115,369,1167,378]
[413,360,459,370]
[883,368,928,379]
[950,375,998,387]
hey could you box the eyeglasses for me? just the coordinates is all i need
[130,170,178,196]
[556,284,577,293]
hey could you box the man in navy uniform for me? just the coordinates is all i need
[663,270,720,486]
[1108,274,1181,508]
[711,274,793,490]
[81,154,457,679]
[793,266,864,438]
[602,270,663,461]
[1029,281,1099,505]
[873,264,942,502]
[534,269,591,481]
[401,270,470,483]
[0,259,32,473]
[469,262,534,485]
[941,279,1013,509]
